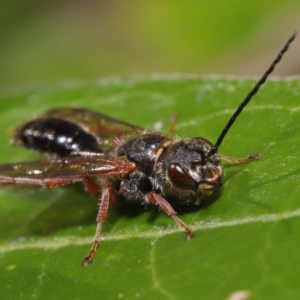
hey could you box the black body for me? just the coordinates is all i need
[16,117,102,157]
[14,116,223,205]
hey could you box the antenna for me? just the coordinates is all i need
[209,31,297,156]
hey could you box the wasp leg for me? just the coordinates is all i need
[83,177,101,196]
[219,153,260,164]
[146,191,192,239]
[82,185,118,266]
[166,112,178,135]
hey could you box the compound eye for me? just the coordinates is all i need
[167,163,196,190]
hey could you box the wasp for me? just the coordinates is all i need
[0,31,297,265]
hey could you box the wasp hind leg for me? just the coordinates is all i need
[82,185,118,266]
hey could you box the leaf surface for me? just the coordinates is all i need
[0,76,300,299]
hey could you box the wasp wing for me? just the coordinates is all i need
[0,156,136,187]
[41,107,148,153]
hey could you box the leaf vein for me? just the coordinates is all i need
[1,209,299,253]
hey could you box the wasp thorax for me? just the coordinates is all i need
[162,138,223,196]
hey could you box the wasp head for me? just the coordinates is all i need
[160,138,223,204]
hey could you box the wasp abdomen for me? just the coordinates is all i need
[14,117,102,157]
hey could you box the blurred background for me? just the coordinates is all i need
[1,0,300,87]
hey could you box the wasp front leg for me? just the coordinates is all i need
[119,171,193,239]
[219,153,260,164]
[146,191,192,239]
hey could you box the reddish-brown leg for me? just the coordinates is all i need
[82,185,118,266]
[84,177,101,196]
[166,112,178,135]
[219,153,260,164]
[146,191,192,239]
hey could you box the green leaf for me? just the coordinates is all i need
[0,75,300,299]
